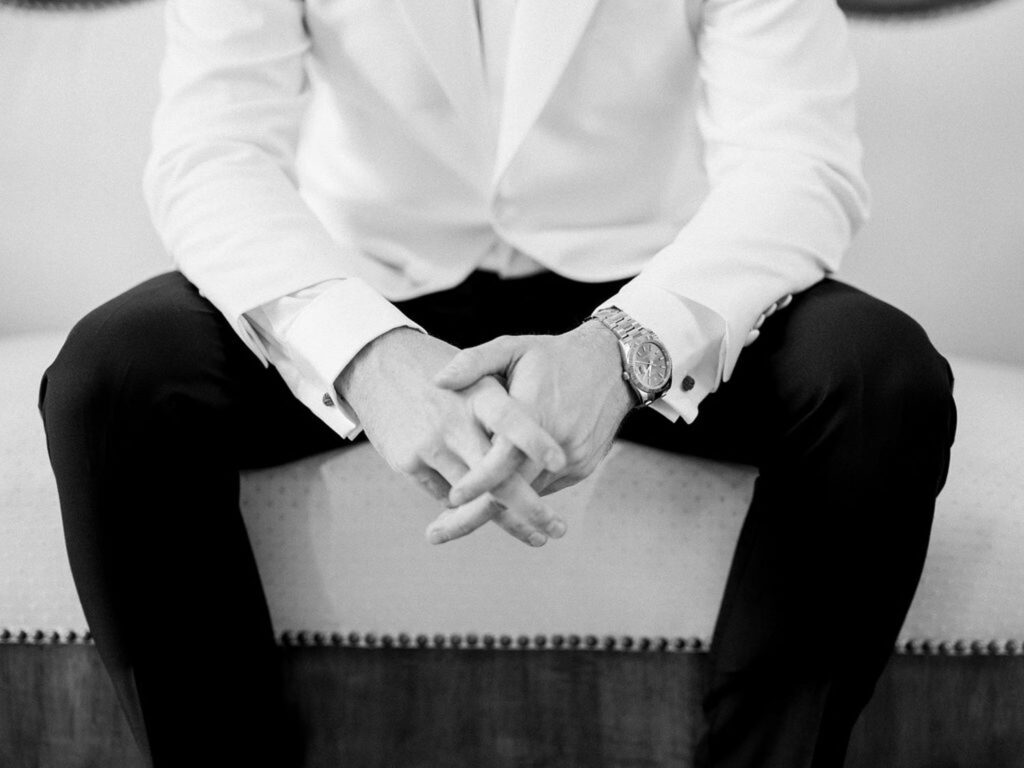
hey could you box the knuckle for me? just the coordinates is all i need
[389,441,423,474]
[522,438,552,464]
[565,433,590,456]
[409,434,437,460]
[396,436,442,474]
[562,447,585,470]
[568,456,593,478]
[421,440,446,465]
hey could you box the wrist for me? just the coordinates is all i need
[334,326,423,408]
[576,320,636,418]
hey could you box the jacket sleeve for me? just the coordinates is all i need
[143,0,398,363]
[603,0,870,418]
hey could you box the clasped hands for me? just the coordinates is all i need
[335,321,634,548]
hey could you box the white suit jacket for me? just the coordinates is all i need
[144,0,870,435]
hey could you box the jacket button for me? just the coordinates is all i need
[323,393,334,407]
[681,375,695,392]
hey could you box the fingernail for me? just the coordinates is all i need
[545,449,565,472]
[548,519,567,538]
[427,528,447,545]
[528,532,547,547]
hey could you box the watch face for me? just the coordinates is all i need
[630,341,670,392]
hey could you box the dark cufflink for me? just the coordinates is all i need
[681,375,695,392]
[323,392,334,407]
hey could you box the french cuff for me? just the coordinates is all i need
[279,278,424,439]
[598,284,727,425]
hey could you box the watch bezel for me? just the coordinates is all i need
[624,336,672,397]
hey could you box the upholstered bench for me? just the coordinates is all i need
[3,329,1024,766]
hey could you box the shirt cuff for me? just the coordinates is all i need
[248,278,423,439]
[597,283,728,425]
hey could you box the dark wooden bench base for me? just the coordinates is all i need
[2,643,1023,767]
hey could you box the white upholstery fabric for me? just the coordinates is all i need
[2,331,1022,645]
[240,439,752,640]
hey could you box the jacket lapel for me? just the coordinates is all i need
[395,0,490,155]
[492,0,602,186]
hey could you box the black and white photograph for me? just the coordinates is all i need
[1,0,1022,765]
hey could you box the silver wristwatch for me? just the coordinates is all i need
[589,306,672,407]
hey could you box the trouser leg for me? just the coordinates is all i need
[39,273,344,767]
[620,279,957,768]
[36,269,622,767]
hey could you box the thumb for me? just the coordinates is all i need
[434,336,521,390]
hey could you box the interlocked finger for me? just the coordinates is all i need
[433,428,565,545]
[417,451,468,505]
[449,435,528,507]
[470,381,565,473]
[427,494,507,545]
[488,470,566,543]
[427,474,562,547]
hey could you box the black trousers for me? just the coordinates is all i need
[39,270,956,768]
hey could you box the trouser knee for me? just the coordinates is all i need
[41,273,228,451]
[778,290,956,495]
[846,312,956,493]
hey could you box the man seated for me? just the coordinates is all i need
[39,1,956,766]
